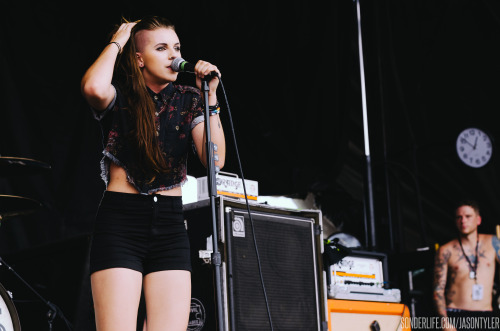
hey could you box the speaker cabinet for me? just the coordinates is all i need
[327,299,410,331]
[185,196,327,331]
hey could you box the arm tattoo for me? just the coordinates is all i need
[446,268,457,304]
[492,236,500,263]
[433,248,451,317]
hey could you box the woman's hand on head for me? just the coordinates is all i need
[110,22,137,51]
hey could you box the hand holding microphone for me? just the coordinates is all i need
[171,57,220,79]
[172,57,221,98]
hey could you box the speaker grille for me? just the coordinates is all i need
[228,209,319,330]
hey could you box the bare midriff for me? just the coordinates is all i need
[106,162,182,196]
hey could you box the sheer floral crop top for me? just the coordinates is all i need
[93,83,205,194]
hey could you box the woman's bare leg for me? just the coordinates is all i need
[91,268,143,331]
[143,270,191,331]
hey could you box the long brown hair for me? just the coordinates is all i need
[115,16,175,180]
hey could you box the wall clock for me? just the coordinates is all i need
[456,127,493,168]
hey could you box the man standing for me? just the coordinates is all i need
[433,200,500,331]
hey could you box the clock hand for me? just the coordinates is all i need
[461,138,474,148]
[473,136,478,150]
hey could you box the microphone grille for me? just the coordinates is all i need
[171,57,185,72]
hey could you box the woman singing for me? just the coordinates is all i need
[81,15,225,331]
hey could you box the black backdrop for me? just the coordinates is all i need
[0,0,356,252]
[2,0,500,328]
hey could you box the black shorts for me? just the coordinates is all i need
[89,191,192,275]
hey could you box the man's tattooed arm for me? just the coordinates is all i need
[433,246,451,318]
[492,236,500,264]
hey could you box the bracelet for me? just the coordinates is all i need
[209,106,220,116]
[209,102,220,116]
[108,41,122,54]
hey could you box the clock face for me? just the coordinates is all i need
[456,128,493,168]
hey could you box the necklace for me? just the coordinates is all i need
[458,235,479,280]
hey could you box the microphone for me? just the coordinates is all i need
[171,57,218,78]
[171,57,194,73]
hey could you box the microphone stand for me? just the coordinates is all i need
[200,77,225,331]
[0,256,73,330]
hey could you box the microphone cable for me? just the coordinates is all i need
[217,76,275,331]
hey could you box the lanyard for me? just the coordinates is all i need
[458,235,479,280]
